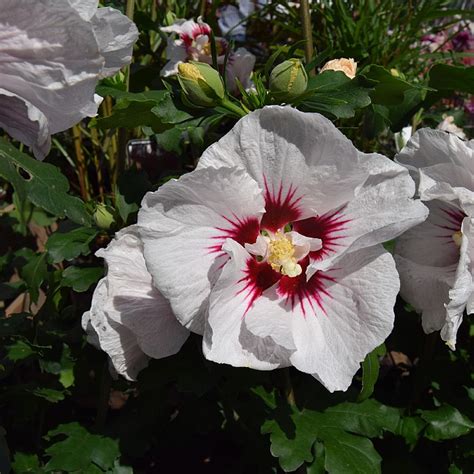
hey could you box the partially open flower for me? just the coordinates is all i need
[160,17,255,93]
[82,226,189,380]
[320,58,357,79]
[138,106,427,392]
[395,129,474,350]
[0,0,138,159]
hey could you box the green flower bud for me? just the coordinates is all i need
[177,61,225,107]
[269,59,308,102]
[93,204,115,230]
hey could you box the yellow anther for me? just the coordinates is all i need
[452,231,462,247]
[178,62,204,82]
[267,233,302,277]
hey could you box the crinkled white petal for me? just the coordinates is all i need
[0,89,50,160]
[67,0,99,20]
[226,47,256,92]
[138,166,265,334]
[83,279,149,381]
[97,225,189,359]
[91,7,139,78]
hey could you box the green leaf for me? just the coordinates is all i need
[0,281,26,300]
[6,339,47,362]
[300,71,372,119]
[45,423,121,472]
[323,429,381,474]
[306,442,325,474]
[262,407,319,472]
[59,344,75,389]
[323,399,400,438]
[93,90,191,131]
[61,266,103,293]
[30,387,66,403]
[12,452,41,472]
[358,344,385,401]
[428,63,474,96]
[115,169,152,223]
[0,139,91,225]
[46,227,98,263]
[20,252,47,303]
[395,416,426,447]
[420,405,474,441]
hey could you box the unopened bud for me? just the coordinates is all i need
[177,62,225,107]
[93,204,115,230]
[269,59,308,101]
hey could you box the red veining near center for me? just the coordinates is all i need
[237,259,281,315]
[238,256,335,316]
[207,215,260,256]
[277,257,336,316]
[261,179,302,232]
[293,208,350,261]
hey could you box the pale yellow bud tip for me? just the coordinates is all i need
[178,62,204,82]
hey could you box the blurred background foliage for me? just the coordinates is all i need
[0,1,473,473]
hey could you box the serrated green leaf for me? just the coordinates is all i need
[306,442,325,474]
[115,169,152,223]
[11,452,41,472]
[420,405,474,441]
[358,344,385,401]
[59,344,75,389]
[262,407,320,472]
[300,71,372,119]
[30,388,66,403]
[323,429,381,474]
[20,252,47,303]
[46,227,98,263]
[61,266,103,293]
[0,139,91,225]
[323,399,400,438]
[45,422,120,472]
[6,339,41,362]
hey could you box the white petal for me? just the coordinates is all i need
[0,0,104,156]
[226,47,255,91]
[98,226,189,359]
[0,89,50,159]
[138,166,265,333]
[290,246,398,392]
[198,107,370,228]
[84,279,149,381]
[91,7,139,78]
[441,217,474,349]
[67,0,99,20]
[204,238,293,369]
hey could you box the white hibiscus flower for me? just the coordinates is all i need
[395,128,474,350]
[138,106,428,392]
[82,226,189,381]
[0,0,138,160]
[160,17,255,92]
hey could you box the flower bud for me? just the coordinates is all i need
[269,59,308,101]
[93,203,115,230]
[177,61,225,107]
[320,58,357,79]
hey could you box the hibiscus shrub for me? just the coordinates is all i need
[0,1,473,473]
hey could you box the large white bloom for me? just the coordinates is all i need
[395,129,474,349]
[0,0,138,159]
[138,106,427,392]
[160,17,255,92]
[82,226,189,381]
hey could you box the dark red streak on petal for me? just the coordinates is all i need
[206,216,260,255]
[237,259,281,315]
[293,208,350,261]
[277,257,335,317]
[261,178,302,232]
